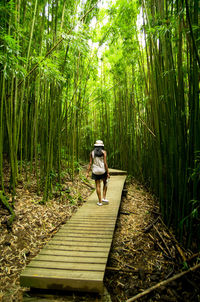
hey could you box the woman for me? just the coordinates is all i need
[86,140,110,206]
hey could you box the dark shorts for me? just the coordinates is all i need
[92,172,107,181]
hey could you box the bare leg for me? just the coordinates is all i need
[95,180,101,203]
[103,178,107,200]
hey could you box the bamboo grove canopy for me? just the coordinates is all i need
[0,0,199,249]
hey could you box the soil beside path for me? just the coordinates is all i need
[104,178,200,302]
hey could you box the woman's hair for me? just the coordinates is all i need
[94,146,104,157]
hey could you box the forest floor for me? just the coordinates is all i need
[0,164,200,302]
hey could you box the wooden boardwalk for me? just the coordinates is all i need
[20,169,126,294]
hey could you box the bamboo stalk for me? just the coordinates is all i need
[126,263,200,302]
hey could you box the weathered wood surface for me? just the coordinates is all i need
[20,172,126,293]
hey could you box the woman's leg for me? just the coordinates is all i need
[95,180,102,203]
[103,178,108,200]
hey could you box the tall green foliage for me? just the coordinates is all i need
[0,0,199,249]
[0,0,99,201]
[88,0,199,248]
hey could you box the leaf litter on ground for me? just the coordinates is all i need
[0,165,94,302]
[104,178,200,302]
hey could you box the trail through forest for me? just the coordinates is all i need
[0,0,200,300]
[0,166,199,302]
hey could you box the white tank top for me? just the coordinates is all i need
[92,150,106,175]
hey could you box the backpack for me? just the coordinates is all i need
[94,146,104,157]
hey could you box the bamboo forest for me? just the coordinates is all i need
[0,0,200,301]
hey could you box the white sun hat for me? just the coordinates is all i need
[94,140,104,147]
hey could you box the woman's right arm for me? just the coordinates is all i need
[86,153,93,178]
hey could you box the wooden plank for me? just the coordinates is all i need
[21,267,104,280]
[72,212,117,216]
[109,168,127,175]
[74,210,118,214]
[27,260,106,272]
[71,216,117,220]
[70,216,117,220]
[62,223,114,228]
[51,236,111,243]
[60,227,113,232]
[56,229,113,234]
[69,221,116,225]
[54,232,113,239]
[55,232,113,238]
[39,249,108,258]
[20,267,104,292]
[66,221,116,226]
[44,244,110,252]
[61,225,114,230]
[34,254,107,264]
[69,220,116,224]
[70,218,116,223]
[49,240,111,247]
[67,222,116,226]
